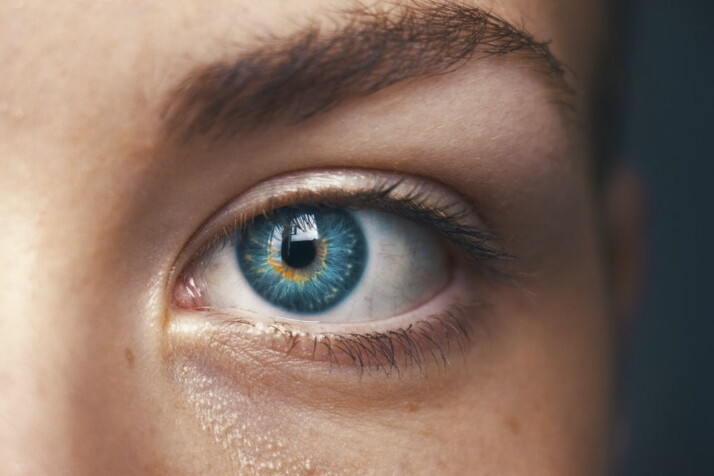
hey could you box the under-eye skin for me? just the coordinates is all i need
[171,169,513,375]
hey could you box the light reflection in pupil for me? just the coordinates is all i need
[281,214,319,269]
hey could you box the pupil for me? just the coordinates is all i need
[281,233,317,268]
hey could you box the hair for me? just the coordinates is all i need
[590,0,627,183]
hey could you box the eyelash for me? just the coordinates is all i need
[205,303,479,377]
[186,179,513,273]
[174,172,511,375]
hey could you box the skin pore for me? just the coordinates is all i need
[0,0,639,474]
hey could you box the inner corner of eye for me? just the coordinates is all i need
[172,268,207,311]
[174,201,457,324]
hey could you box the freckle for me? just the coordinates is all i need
[405,402,420,412]
[124,347,135,369]
[505,416,521,436]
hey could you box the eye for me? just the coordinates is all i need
[192,205,450,321]
[171,169,512,372]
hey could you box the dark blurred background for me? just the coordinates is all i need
[619,0,713,474]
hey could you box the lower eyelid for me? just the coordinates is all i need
[169,266,490,376]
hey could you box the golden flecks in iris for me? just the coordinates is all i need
[263,238,329,283]
[266,253,311,283]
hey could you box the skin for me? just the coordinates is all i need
[0,1,642,474]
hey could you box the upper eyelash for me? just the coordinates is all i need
[350,180,515,264]
[189,178,515,273]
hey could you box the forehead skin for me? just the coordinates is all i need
[0,1,611,475]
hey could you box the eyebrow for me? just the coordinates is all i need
[162,1,570,142]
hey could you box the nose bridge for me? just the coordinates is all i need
[0,204,87,473]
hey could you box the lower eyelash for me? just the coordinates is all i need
[205,301,486,378]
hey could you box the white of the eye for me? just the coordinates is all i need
[198,210,450,323]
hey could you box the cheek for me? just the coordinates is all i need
[480,219,613,474]
[170,359,320,474]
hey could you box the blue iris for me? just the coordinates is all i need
[236,206,368,314]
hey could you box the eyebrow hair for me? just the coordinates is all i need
[162,0,570,142]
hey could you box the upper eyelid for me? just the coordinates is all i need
[169,168,514,292]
